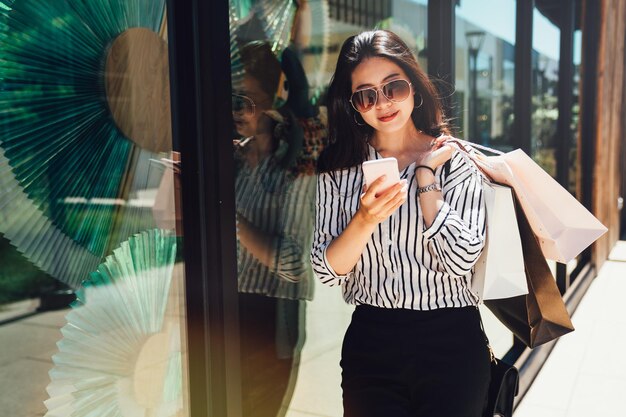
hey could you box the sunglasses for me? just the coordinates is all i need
[232,94,256,116]
[349,79,413,113]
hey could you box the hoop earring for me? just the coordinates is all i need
[414,93,424,109]
[353,113,365,126]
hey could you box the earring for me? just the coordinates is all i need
[414,93,424,109]
[353,113,365,126]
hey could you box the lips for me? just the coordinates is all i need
[378,110,399,122]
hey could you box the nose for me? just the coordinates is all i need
[375,87,392,108]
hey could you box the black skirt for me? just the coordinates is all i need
[341,305,491,417]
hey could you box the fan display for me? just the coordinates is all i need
[0,0,171,288]
[44,228,184,417]
[230,0,330,103]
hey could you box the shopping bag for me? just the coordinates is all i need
[472,181,528,301]
[152,152,183,235]
[473,149,607,263]
[484,198,574,348]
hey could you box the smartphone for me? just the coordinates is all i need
[362,157,401,194]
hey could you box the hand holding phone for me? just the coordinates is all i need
[362,157,402,194]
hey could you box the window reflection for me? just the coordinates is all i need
[531,7,560,178]
[455,11,516,151]
[231,2,327,415]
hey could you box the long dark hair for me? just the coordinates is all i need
[318,30,449,173]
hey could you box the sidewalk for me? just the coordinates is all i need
[515,241,626,416]
[0,303,67,417]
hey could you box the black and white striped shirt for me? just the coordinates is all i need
[236,155,316,301]
[311,144,486,310]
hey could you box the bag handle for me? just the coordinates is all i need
[476,307,498,364]
[445,138,505,156]
[443,138,502,183]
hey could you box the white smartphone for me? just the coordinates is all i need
[362,157,401,193]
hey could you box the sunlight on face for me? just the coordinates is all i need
[350,57,416,135]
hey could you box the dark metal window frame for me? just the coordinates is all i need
[167,0,241,415]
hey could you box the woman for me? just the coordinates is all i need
[311,30,490,417]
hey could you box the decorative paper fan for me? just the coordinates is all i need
[44,228,183,417]
[0,0,171,287]
[230,0,330,103]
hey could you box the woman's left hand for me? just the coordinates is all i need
[418,135,455,169]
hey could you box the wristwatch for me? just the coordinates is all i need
[416,183,441,195]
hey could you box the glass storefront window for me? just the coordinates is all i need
[0,2,190,416]
[229,1,431,416]
[531,7,560,178]
[571,29,582,195]
[455,0,516,151]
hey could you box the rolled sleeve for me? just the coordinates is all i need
[422,157,486,278]
[422,203,451,239]
[310,172,352,287]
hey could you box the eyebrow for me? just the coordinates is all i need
[354,73,401,90]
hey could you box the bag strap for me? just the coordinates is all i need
[477,307,497,364]
[443,139,500,182]
[447,138,505,156]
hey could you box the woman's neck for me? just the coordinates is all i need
[369,122,431,156]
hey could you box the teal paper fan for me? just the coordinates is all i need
[0,0,170,287]
[44,229,183,417]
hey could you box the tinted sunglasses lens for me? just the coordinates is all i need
[351,89,377,112]
[232,95,254,115]
[383,80,411,101]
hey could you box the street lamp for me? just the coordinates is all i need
[466,30,485,143]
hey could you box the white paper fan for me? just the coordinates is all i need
[44,229,184,417]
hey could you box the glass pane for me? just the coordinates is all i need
[531,7,560,177]
[455,0,516,152]
[455,0,516,357]
[0,2,190,416]
[571,29,582,196]
[229,1,430,416]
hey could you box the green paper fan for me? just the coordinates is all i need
[44,229,183,417]
[0,0,169,287]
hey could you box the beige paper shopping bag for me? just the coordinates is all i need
[473,149,607,263]
[472,181,528,301]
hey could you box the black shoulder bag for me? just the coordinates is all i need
[480,317,520,417]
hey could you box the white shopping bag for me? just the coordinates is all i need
[472,181,528,301]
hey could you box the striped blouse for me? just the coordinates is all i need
[310,144,486,310]
[236,155,316,300]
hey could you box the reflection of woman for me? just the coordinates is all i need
[311,30,490,416]
[233,40,324,416]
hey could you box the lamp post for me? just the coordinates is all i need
[466,31,485,143]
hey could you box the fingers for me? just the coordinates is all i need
[360,179,408,223]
